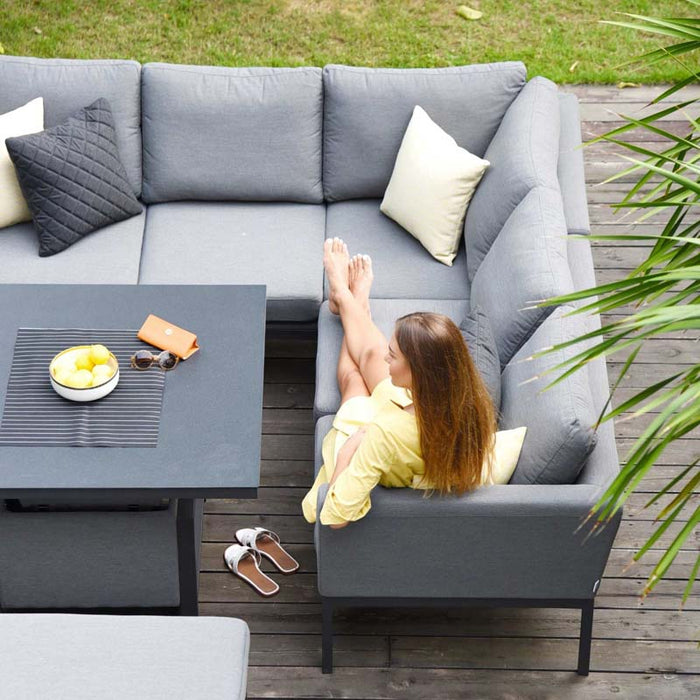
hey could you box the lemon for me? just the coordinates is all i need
[91,364,114,385]
[90,344,110,365]
[75,350,94,372]
[52,358,76,377]
[64,369,93,388]
[53,369,72,386]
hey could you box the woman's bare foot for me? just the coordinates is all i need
[324,237,351,315]
[348,254,374,315]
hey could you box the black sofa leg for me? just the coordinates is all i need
[322,598,334,674]
[577,599,594,676]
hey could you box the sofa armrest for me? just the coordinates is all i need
[558,92,590,235]
[315,482,621,600]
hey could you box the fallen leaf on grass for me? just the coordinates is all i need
[456,5,483,21]
[569,60,579,73]
[617,81,641,89]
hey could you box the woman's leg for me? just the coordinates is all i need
[325,238,390,392]
[337,336,370,403]
[326,238,371,403]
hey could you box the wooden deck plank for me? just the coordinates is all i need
[198,572,698,609]
[200,602,700,641]
[244,666,700,700]
[389,637,700,673]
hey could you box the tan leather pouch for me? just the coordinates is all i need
[137,314,200,359]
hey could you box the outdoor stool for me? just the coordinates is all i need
[0,614,249,699]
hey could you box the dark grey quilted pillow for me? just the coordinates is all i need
[5,98,142,256]
[459,304,501,410]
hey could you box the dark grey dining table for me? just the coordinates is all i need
[0,283,266,615]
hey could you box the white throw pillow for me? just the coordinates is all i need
[412,426,527,489]
[0,97,44,229]
[380,104,489,266]
[481,426,528,485]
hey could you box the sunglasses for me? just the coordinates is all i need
[130,349,180,371]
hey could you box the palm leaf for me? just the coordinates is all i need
[568,3,700,609]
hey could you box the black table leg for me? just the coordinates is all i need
[176,498,199,616]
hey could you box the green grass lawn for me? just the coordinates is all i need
[1,0,695,83]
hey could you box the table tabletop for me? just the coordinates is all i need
[0,284,266,499]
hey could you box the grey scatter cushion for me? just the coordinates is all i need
[459,304,501,410]
[500,304,598,485]
[5,98,142,257]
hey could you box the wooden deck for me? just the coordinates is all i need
[201,85,700,699]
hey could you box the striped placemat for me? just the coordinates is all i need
[0,328,166,447]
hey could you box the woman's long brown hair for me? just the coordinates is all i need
[395,312,498,494]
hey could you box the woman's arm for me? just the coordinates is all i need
[327,426,368,529]
[319,422,396,529]
[330,426,367,486]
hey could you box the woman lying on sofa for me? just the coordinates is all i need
[301,237,498,528]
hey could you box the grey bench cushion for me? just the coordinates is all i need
[0,55,142,197]
[0,614,249,700]
[138,201,325,322]
[325,199,469,301]
[323,62,526,201]
[314,298,471,418]
[0,210,145,283]
[141,63,323,204]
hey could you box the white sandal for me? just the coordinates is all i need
[235,526,300,574]
[223,543,279,597]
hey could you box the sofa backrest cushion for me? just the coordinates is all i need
[500,304,599,485]
[469,186,574,369]
[458,304,501,410]
[141,63,323,204]
[322,62,526,202]
[0,56,142,198]
[465,76,561,281]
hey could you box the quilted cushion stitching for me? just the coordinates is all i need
[6,98,140,254]
[19,135,137,236]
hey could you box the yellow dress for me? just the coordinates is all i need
[301,377,424,525]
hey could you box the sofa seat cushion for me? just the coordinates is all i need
[325,199,470,301]
[323,62,526,201]
[0,210,145,284]
[0,56,142,197]
[139,201,325,322]
[0,614,249,699]
[314,298,471,418]
[141,63,323,204]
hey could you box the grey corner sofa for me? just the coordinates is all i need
[0,56,622,675]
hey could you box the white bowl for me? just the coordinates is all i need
[49,346,120,402]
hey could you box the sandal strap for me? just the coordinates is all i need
[225,544,260,572]
[239,526,280,549]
